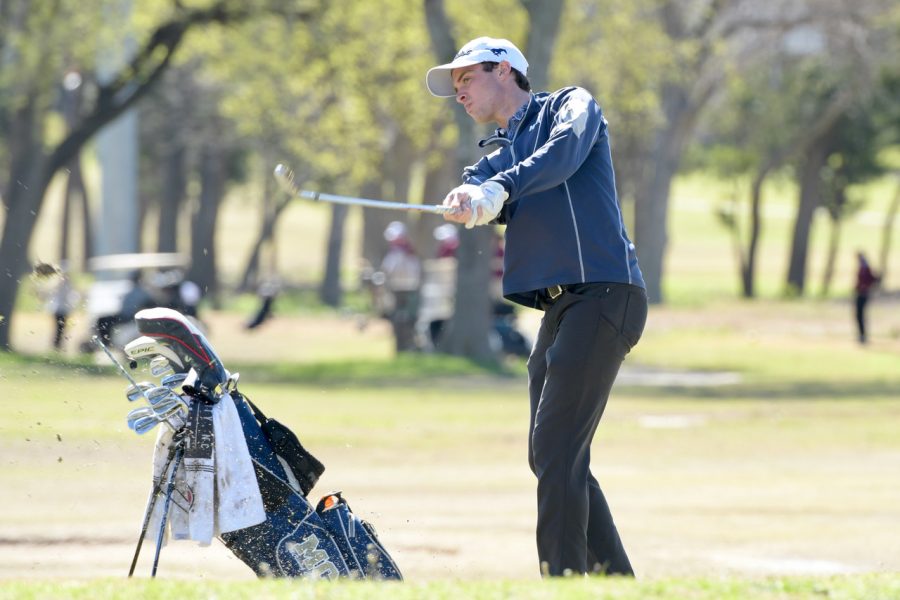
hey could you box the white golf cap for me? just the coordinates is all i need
[426,37,528,97]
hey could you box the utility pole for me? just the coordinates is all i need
[94,0,139,260]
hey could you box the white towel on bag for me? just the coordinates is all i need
[214,394,266,534]
[142,394,265,546]
[182,401,216,544]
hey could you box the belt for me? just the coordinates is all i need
[547,284,565,300]
[544,282,639,303]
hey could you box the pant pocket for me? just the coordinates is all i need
[619,290,648,351]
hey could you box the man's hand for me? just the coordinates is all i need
[441,181,508,229]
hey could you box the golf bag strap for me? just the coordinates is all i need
[236,392,325,497]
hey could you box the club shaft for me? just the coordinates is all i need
[93,336,140,386]
[274,163,448,214]
[297,190,448,213]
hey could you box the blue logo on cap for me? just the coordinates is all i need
[455,47,508,60]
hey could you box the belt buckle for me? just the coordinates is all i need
[547,284,564,300]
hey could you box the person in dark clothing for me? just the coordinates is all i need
[246,280,280,330]
[427,37,647,576]
[854,251,880,344]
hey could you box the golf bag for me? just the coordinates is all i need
[127,307,402,580]
[220,392,402,580]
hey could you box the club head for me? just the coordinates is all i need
[134,308,228,391]
[123,335,185,369]
[125,381,154,403]
[161,373,188,390]
[150,356,174,378]
[126,406,156,429]
[132,414,162,435]
[152,396,185,418]
[146,386,175,406]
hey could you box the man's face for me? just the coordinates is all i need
[451,63,503,125]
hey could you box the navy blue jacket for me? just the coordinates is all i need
[463,87,644,309]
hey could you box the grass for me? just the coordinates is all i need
[2,298,899,599]
[1,573,899,600]
[5,165,900,597]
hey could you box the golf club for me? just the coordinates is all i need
[133,414,163,435]
[274,163,450,214]
[124,336,185,370]
[94,336,156,406]
[161,373,188,390]
[126,382,155,403]
[134,308,228,396]
[152,396,186,419]
[127,406,157,430]
[150,356,174,378]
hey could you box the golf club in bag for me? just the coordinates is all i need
[119,308,402,580]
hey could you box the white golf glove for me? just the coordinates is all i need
[466,181,508,229]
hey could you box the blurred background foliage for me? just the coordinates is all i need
[1,0,898,353]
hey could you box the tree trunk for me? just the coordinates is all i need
[819,207,843,297]
[436,226,495,360]
[878,179,899,288]
[741,168,768,298]
[320,203,349,306]
[522,1,564,92]
[190,142,224,305]
[158,138,187,253]
[0,95,50,349]
[425,0,495,360]
[785,142,829,296]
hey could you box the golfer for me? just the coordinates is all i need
[427,37,647,577]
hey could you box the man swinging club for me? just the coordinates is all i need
[427,37,648,576]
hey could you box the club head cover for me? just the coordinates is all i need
[134,307,228,394]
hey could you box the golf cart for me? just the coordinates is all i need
[79,252,202,352]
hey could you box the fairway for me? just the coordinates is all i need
[1,299,898,585]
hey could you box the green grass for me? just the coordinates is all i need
[6,162,900,596]
[1,573,899,599]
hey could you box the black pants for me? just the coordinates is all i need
[855,293,869,343]
[527,282,647,576]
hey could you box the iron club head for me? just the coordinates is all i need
[125,381,155,403]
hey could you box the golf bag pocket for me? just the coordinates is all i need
[315,492,403,580]
[236,392,325,497]
[221,493,349,579]
[261,417,325,497]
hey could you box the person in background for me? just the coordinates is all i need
[427,36,647,576]
[380,221,422,353]
[47,266,79,351]
[246,279,280,330]
[854,251,880,344]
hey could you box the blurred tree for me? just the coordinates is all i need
[690,58,855,297]
[783,1,897,295]
[0,0,317,351]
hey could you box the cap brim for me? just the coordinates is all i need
[426,58,480,97]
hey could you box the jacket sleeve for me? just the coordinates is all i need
[491,88,603,202]
[462,150,502,184]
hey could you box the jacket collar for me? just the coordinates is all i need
[478,93,537,149]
